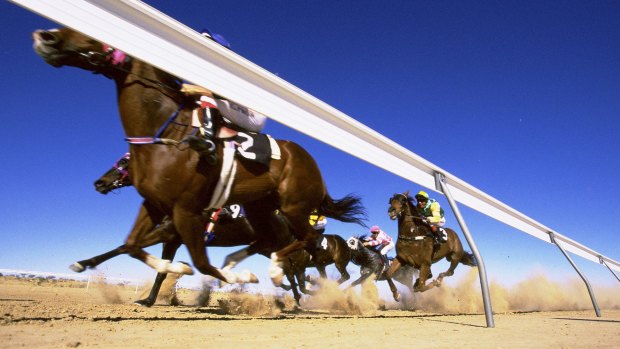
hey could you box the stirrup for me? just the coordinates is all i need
[184,135,216,153]
[183,135,217,164]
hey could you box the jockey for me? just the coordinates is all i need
[308,209,327,234]
[414,190,448,243]
[363,225,394,267]
[182,28,268,158]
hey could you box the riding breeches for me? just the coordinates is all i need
[379,242,395,255]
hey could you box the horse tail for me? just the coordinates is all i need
[461,252,478,267]
[319,193,367,227]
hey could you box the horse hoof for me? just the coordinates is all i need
[69,263,85,273]
[394,292,401,302]
[134,299,154,307]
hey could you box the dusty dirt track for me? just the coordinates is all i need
[1,275,619,348]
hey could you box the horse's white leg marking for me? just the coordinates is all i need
[69,262,85,273]
[219,268,259,284]
[268,252,284,286]
[145,254,194,275]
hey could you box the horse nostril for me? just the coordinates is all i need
[94,180,103,188]
[38,30,59,45]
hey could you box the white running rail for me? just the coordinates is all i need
[11,0,619,272]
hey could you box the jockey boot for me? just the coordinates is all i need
[184,135,217,164]
[381,254,389,272]
[431,225,448,243]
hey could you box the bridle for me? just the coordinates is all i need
[75,43,201,146]
[109,152,131,189]
[388,193,430,241]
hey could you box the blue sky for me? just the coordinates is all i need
[1,1,619,294]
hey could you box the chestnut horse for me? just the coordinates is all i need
[84,155,350,305]
[385,191,477,292]
[33,27,366,285]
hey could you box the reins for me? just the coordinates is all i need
[393,195,431,242]
[84,45,203,146]
[125,103,187,145]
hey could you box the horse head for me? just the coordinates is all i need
[387,191,415,220]
[33,28,131,77]
[346,236,361,250]
[94,153,132,194]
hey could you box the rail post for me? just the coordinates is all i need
[549,232,601,317]
[599,256,620,283]
[435,172,495,328]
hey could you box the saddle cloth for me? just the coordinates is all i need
[206,133,281,210]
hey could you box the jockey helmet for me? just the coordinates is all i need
[201,28,231,49]
[415,191,429,201]
[370,225,380,233]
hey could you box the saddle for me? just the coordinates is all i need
[189,91,281,167]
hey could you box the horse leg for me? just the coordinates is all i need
[221,246,252,270]
[413,264,439,292]
[134,238,182,307]
[70,245,127,272]
[384,276,401,302]
[282,259,302,305]
[124,202,193,275]
[385,257,402,279]
[436,253,462,286]
[269,216,319,286]
[73,213,179,272]
[334,262,350,284]
[296,266,315,296]
[349,271,372,288]
[316,265,327,279]
[171,206,254,283]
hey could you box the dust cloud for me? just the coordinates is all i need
[385,269,620,314]
[90,272,131,304]
[91,268,618,315]
[301,278,380,315]
[211,278,382,316]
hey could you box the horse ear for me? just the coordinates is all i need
[403,190,410,196]
[389,194,397,204]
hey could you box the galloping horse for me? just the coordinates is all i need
[33,27,366,286]
[284,234,352,293]
[85,156,350,305]
[385,191,477,292]
[94,154,355,304]
[345,236,403,301]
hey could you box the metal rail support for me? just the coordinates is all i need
[435,172,495,328]
[600,256,620,283]
[549,232,601,317]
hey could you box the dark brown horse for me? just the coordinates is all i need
[33,27,366,286]
[385,191,477,292]
[346,235,404,301]
[284,234,352,292]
